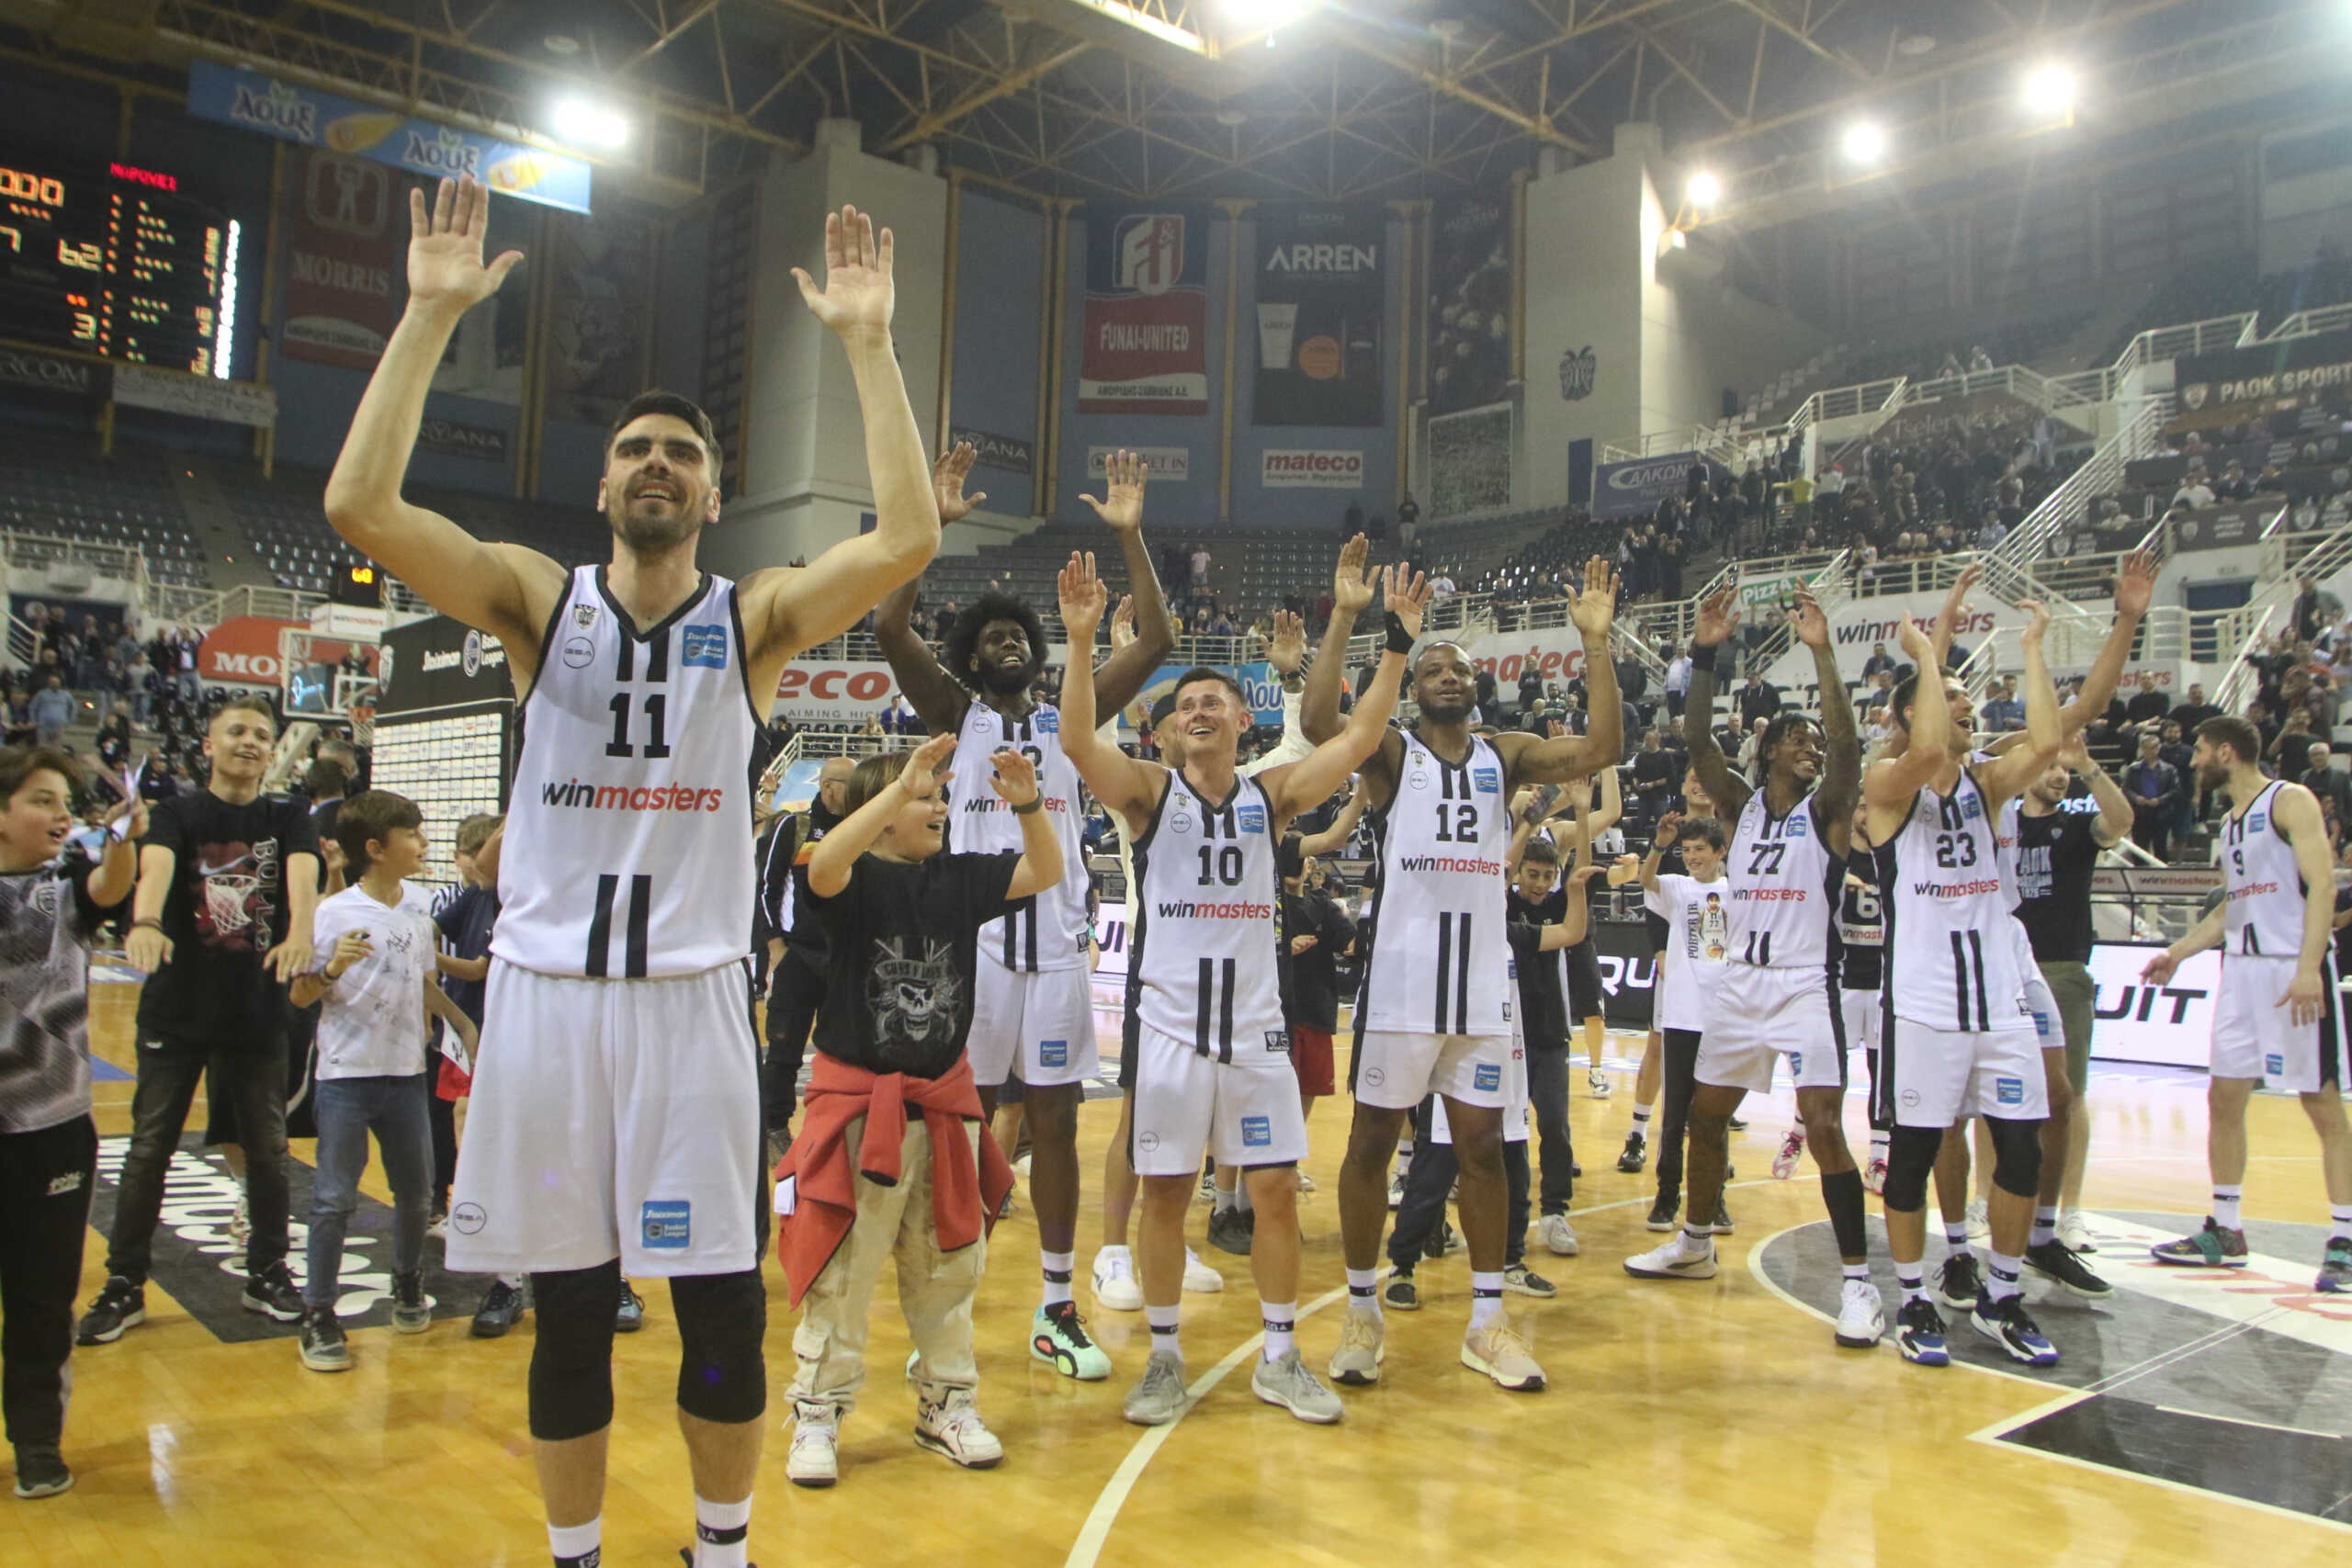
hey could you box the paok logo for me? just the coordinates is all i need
[1558,345,1596,400]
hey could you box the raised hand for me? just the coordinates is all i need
[1692,584,1739,648]
[791,205,896,337]
[1266,609,1307,675]
[107,791,148,844]
[1655,810,1683,846]
[1384,565,1432,641]
[1520,783,1562,827]
[933,443,985,524]
[987,747,1040,808]
[1109,593,1136,651]
[1568,556,1619,637]
[2058,733,2094,771]
[1332,533,1374,616]
[406,175,524,313]
[2115,547,2157,619]
[1894,610,1935,665]
[2019,598,2050,652]
[899,731,957,798]
[1790,584,1829,648]
[1079,448,1147,533]
[1057,550,1107,640]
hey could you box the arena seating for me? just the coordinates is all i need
[0,446,211,589]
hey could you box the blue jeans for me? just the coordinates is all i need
[306,1074,432,1310]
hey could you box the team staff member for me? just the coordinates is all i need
[1279,795,1363,1139]
[758,755,854,1148]
[77,697,321,1346]
[0,749,141,1499]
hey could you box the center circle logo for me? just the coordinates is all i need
[561,636,595,669]
[451,1201,488,1235]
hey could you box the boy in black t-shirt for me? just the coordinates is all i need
[776,733,1061,1487]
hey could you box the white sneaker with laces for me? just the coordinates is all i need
[1623,1233,1718,1280]
[1328,1309,1385,1386]
[1965,1196,1990,1244]
[914,1387,1003,1469]
[1587,1069,1613,1100]
[1539,1213,1579,1257]
[1385,1169,1406,1210]
[1462,1314,1545,1392]
[2055,1211,2095,1254]
[1091,1246,1143,1311]
[1771,1129,1805,1180]
[1833,1279,1886,1348]
[1862,1156,1889,1195]
[230,1192,251,1247]
[787,1401,840,1488]
[1181,1247,1224,1293]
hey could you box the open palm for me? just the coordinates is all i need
[793,205,895,335]
[407,176,523,311]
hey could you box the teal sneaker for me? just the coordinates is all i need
[1031,1302,1112,1381]
[2316,1238,2351,1294]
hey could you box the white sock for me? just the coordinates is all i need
[1346,1266,1382,1318]
[2030,1205,2058,1249]
[2332,1205,2352,1242]
[693,1495,751,1568]
[1041,1249,1074,1308]
[548,1517,601,1567]
[1870,1130,1890,1157]
[1468,1270,1505,1329]
[2211,1185,2244,1230]
[1145,1303,1182,1359]
[1260,1301,1296,1362]
[1394,1139,1415,1175]
[1631,1105,1652,1128]
[1943,1220,1969,1250]
[1214,1187,1238,1215]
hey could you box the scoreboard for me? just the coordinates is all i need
[0,157,237,377]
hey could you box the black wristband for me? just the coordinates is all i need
[1689,643,1718,672]
[1011,795,1043,816]
[1384,613,1415,655]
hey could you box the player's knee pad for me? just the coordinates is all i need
[1882,1125,1943,1213]
[527,1260,620,1442]
[1984,1114,2043,1200]
[671,1269,767,1425]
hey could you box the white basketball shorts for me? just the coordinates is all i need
[2211,953,2347,1095]
[1351,1031,1512,1111]
[1429,1031,1529,1145]
[1841,987,1882,1056]
[1697,962,1847,1094]
[1129,1024,1307,1176]
[967,955,1098,1089]
[446,959,763,1278]
[1878,1012,2048,1128]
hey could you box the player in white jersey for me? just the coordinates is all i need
[1863,607,2070,1371]
[1623,584,1883,1351]
[325,176,940,1568]
[2140,716,2352,1292]
[1057,550,1425,1427]
[874,448,1173,1381]
[1303,542,1623,1395]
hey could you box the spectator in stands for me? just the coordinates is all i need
[2124,733,2181,862]
[1429,567,1457,605]
[2273,705,2322,784]
[1615,648,1650,722]
[1973,507,2007,550]
[1736,668,1781,729]
[2172,471,2215,510]
[29,677,72,748]
[2292,574,2344,644]
[1662,644,1690,718]
[3,688,29,747]
[1396,490,1419,540]
[1190,543,1211,592]
[1516,665,1544,716]
[1860,642,1896,681]
[2170,682,2220,736]
[2119,670,2170,739]
[1980,675,2026,733]
[1629,729,1676,830]
[1968,345,1994,373]
[2305,743,2352,826]
[1736,716,1771,784]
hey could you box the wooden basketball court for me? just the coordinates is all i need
[7,981,2348,1567]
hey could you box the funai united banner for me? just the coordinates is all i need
[1079,207,1209,415]
[1253,208,1384,427]
[186,61,594,215]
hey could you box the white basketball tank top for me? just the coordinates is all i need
[1878,768,2032,1032]
[1725,789,1838,970]
[946,699,1087,973]
[1361,731,1513,1036]
[495,567,756,978]
[1126,769,1285,1058]
[2221,781,2312,958]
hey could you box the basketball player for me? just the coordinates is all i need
[874,446,1171,1382]
[1304,541,1624,1395]
[2141,716,2352,1292]
[1623,584,1881,1349]
[1056,550,1427,1427]
[1838,807,1889,1194]
[1864,608,2068,1368]
[323,175,940,1568]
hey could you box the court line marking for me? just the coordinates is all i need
[2152,1404,2344,1441]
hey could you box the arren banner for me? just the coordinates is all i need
[1080,207,1209,415]
[1252,208,1383,427]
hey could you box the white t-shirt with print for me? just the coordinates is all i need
[310,880,436,1079]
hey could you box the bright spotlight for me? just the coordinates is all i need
[552,97,630,151]
[2021,62,2075,117]
[1841,120,1887,164]
[1686,172,1722,207]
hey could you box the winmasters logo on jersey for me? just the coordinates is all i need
[540,778,729,812]
[1153,898,1274,919]
[681,623,728,670]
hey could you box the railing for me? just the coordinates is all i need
[2263,302,2352,341]
[1984,396,2168,594]
[0,528,144,583]
[5,615,34,669]
[2210,517,2352,713]
[2113,312,2258,378]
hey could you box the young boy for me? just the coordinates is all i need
[0,748,141,1498]
[288,789,479,1372]
[775,734,1060,1486]
[1633,810,1732,1235]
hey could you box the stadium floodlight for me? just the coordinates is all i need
[552,97,631,151]
[1686,172,1722,207]
[1841,120,1887,164]
[2021,63,2076,117]
[1220,0,1315,24]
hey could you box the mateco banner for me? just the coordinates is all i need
[1592,452,1719,521]
[1261,448,1365,489]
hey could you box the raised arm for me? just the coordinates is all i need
[1056,552,1164,829]
[1928,561,1981,671]
[1585,758,1623,839]
[1239,612,1314,776]
[1865,613,1950,809]
[807,733,956,898]
[1979,602,2063,805]
[1639,811,1683,893]
[1792,584,1859,847]
[85,794,145,909]
[989,749,1066,902]
[1494,557,1623,785]
[736,207,941,673]
[1678,584,1751,818]
[1267,570,1427,821]
[2062,547,2155,737]
[2064,736,2133,846]
[1295,777,1366,858]
[322,177,560,661]
[1075,450,1174,720]
[1302,535,1382,748]
[868,452,979,735]
[1551,864,1603,949]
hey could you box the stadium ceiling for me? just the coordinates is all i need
[0,0,2342,208]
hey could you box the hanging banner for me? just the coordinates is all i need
[2173,328,2352,418]
[1079,208,1210,414]
[1261,449,1365,489]
[110,364,277,429]
[950,427,1034,477]
[543,209,656,424]
[186,61,593,215]
[1253,208,1383,427]
[281,151,401,369]
[1426,191,1511,414]
[2168,500,2279,552]
[1591,452,1719,521]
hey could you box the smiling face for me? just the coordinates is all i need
[0,768,73,869]
[204,705,277,787]
[879,787,949,861]
[970,619,1038,696]
[597,412,719,552]
[370,823,431,883]
[1174,675,1246,765]
[1766,717,1823,784]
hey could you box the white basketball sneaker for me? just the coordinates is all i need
[1091,1246,1143,1312]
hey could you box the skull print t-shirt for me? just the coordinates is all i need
[809,850,1023,1080]
[136,787,319,1051]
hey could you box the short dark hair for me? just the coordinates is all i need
[1887,668,1949,731]
[1518,835,1562,868]
[335,788,421,871]
[1171,666,1248,709]
[941,591,1046,693]
[1679,816,1728,853]
[607,390,721,485]
[303,758,348,797]
[1760,710,1818,757]
[213,694,277,731]
[2195,715,2264,768]
[0,745,78,804]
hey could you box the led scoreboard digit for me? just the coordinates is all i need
[0,157,238,377]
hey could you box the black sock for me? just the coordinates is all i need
[1820,1168,1869,1262]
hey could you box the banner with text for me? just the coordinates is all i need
[1087,446,1189,480]
[1592,452,1715,521]
[2169,501,2277,552]
[1080,208,1210,414]
[1252,208,1383,427]
[1426,191,1511,414]
[951,427,1034,478]
[110,364,277,428]
[2173,327,2352,420]
[281,151,401,369]
[1261,449,1365,490]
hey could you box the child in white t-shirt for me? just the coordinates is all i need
[288,789,478,1373]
